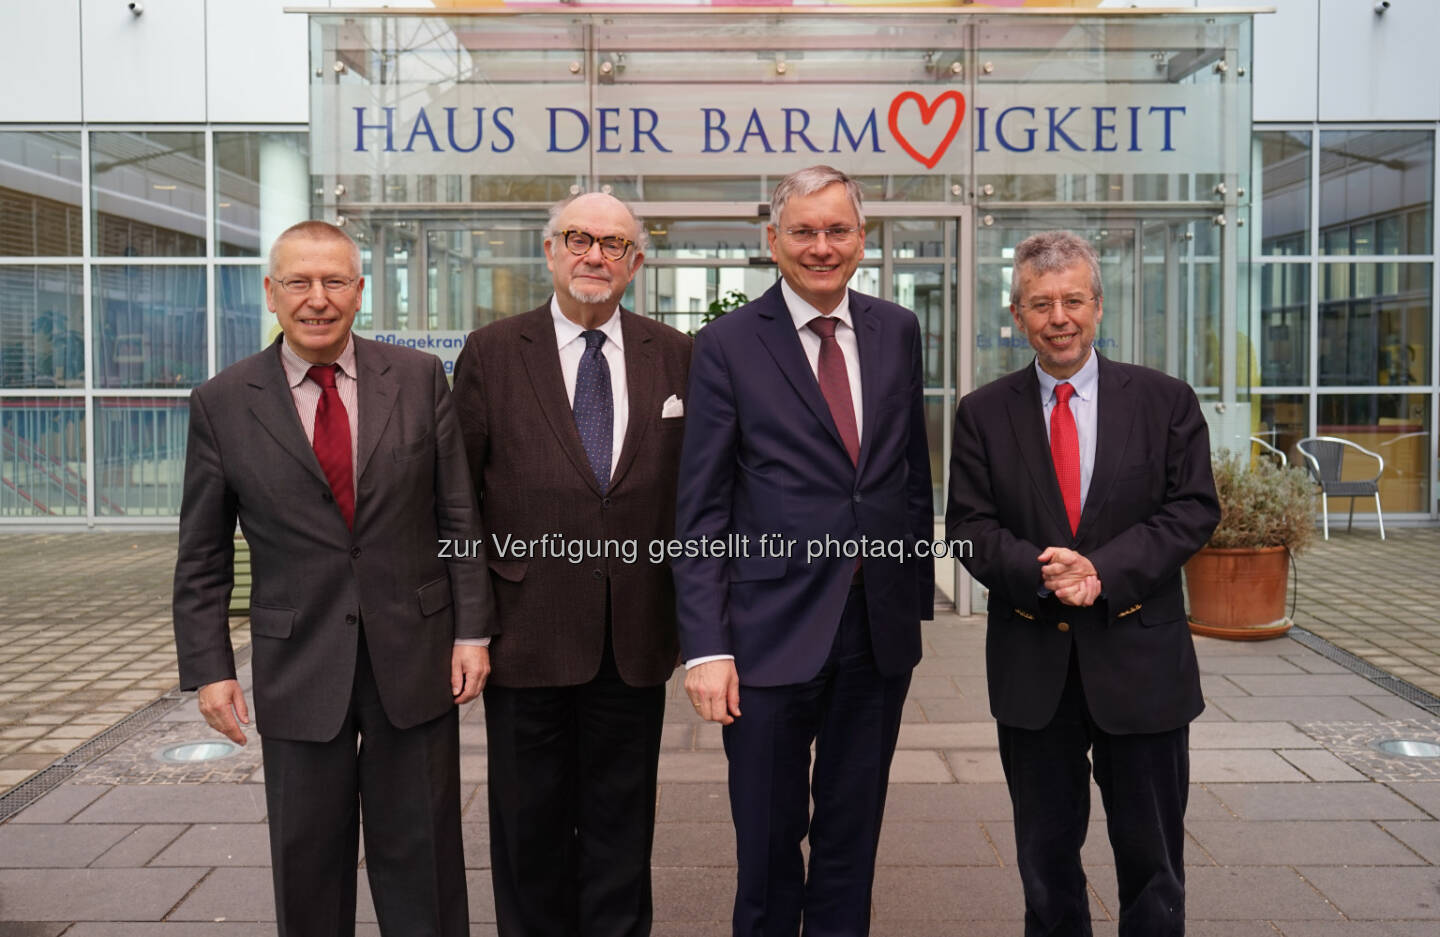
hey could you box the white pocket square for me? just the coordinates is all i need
[661,395,684,419]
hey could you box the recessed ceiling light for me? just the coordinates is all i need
[153,184,177,191]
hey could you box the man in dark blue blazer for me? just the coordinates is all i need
[675,165,933,937]
[946,230,1219,937]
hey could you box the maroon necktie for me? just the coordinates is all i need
[308,364,354,529]
[1050,382,1081,535]
[807,316,860,466]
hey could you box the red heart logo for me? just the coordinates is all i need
[887,91,966,170]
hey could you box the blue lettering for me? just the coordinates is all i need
[1046,107,1083,152]
[403,108,441,153]
[783,108,822,154]
[995,107,1036,153]
[1093,107,1117,153]
[597,107,622,154]
[353,106,396,153]
[1127,106,1142,152]
[1150,106,1185,152]
[631,108,671,153]
[444,107,483,153]
[831,109,881,153]
[735,109,775,154]
[492,107,515,153]
[975,106,988,152]
[702,108,730,152]
[548,107,589,153]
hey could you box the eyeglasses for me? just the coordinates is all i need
[557,229,636,262]
[781,226,862,246]
[273,276,360,295]
[1022,296,1096,315]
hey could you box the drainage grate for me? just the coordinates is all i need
[1288,626,1440,717]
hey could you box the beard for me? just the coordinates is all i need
[567,280,615,305]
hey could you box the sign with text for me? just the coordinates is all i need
[312,80,1234,177]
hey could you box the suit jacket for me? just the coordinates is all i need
[945,354,1219,735]
[451,304,692,689]
[173,336,495,742]
[673,282,934,687]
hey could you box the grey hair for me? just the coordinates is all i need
[268,220,362,277]
[543,192,651,260]
[769,165,866,230]
[1009,230,1102,306]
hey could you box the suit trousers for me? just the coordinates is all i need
[260,627,468,937]
[996,648,1189,937]
[722,583,911,937]
[484,629,666,937]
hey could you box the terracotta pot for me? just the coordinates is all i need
[1183,545,1292,640]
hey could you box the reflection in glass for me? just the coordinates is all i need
[644,265,776,336]
[217,266,269,370]
[0,131,83,257]
[0,266,84,388]
[1255,131,1310,256]
[91,132,206,257]
[645,218,767,260]
[425,226,550,331]
[0,398,85,517]
[1318,263,1431,386]
[215,132,311,257]
[1319,130,1433,256]
[1253,394,1308,467]
[1317,394,1430,514]
[1255,263,1308,386]
[895,266,947,386]
[94,398,189,516]
[93,266,207,388]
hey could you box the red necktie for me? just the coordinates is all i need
[807,316,860,466]
[1050,382,1081,535]
[308,364,355,529]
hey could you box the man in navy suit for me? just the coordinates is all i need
[946,230,1219,937]
[675,165,933,937]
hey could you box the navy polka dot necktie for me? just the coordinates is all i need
[573,329,613,492]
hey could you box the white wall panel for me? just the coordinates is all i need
[81,0,207,122]
[1252,0,1319,122]
[1318,0,1440,121]
[207,0,308,123]
[0,1,83,122]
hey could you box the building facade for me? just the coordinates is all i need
[0,1,1434,605]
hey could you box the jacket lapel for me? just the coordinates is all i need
[517,305,603,496]
[353,336,398,483]
[1005,364,1073,540]
[245,341,328,487]
[1076,355,1135,535]
[851,292,883,477]
[609,310,654,492]
[753,282,850,458]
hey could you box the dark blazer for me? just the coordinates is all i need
[674,281,934,686]
[945,354,1219,735]
[173,336,495,742]
[451,304,692,689]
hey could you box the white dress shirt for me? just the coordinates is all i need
[781,279,864,444]
[551,296,628,476]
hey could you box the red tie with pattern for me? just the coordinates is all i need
[1051,382,1081,535]
[307,364,355,529]
[807,316,860,466]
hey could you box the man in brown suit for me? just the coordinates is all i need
[451,192,691,937]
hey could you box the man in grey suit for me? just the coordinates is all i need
[451,192,691,937]
[173,220,494,937]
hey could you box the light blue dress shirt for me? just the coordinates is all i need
[1035,349,1100,511]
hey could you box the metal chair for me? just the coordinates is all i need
[1249,435,1287,468]
[1295,436,1385,540]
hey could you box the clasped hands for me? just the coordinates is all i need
[1038,546,1101,607]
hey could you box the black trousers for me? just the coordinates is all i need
[484,633,666,937]
[722,584,911,937]
[260,628,468,937]
[996,649,1190,937]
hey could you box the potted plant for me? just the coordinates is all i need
[1184,448,1315,640]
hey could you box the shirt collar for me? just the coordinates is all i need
[781,279,852,334]
[550,295,623,352]
[280,334,357,389]
[1034,347,1099,403]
